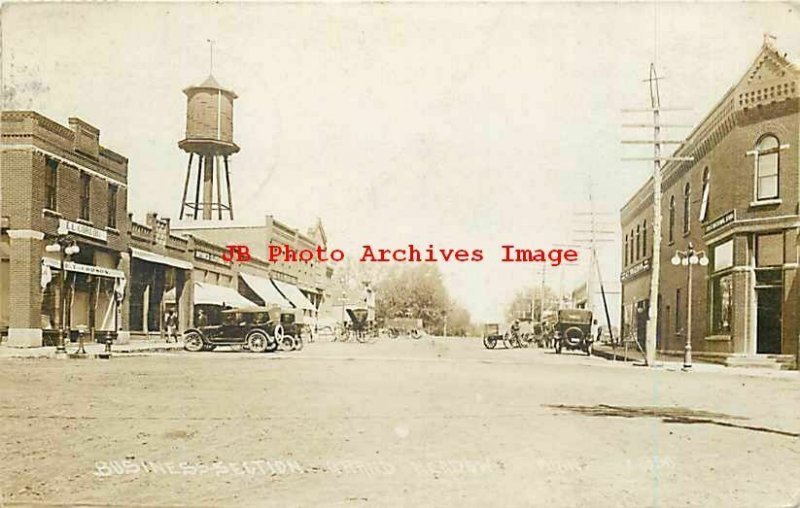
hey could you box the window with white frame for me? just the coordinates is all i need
[699,167,710,221]
[755,135,780,200]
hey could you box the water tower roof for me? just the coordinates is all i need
[200,74,221,88]
[184,74,237,98]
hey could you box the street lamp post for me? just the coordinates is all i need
[45,235,80,356]
[671,242,709,370]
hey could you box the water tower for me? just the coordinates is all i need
[178,74,239,220]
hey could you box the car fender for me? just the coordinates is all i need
[183,328,206,341]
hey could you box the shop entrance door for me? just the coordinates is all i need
[756,287,782,354]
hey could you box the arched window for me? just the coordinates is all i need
[624,234,629,266]
[635,225,641,259]
[630,229,634,262]
[642,220,647,256]
[699,167,710,221]
[669,196,676,242]
[683,182,691,234]
[756,135,780,200]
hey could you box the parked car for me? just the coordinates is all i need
[183,306,284,353]
[551,308,594,355]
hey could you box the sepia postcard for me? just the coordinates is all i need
[1,2,799,507]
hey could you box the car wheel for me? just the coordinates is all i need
[273,324,284,342]
[483,336,497,349]
[280,335,295,351]
[183,332,204,352]
[293,335,304,351]
[248,331,269,353]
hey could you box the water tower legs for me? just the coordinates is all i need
[179,153,234,220]
[203,156,214,220]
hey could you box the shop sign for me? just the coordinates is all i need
[621,258,651,282]
[704,210,735,235]
[194,250,228,265]
[43,257,124,278]
[58,218,108,242]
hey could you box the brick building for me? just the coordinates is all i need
[1,112,130,346]
[621,40,800,362]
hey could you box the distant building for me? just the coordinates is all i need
[620,40,800,363]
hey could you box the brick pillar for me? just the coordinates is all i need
[7,230,44,347]
[117,251,131,343]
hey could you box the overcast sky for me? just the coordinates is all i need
[4,2,800,322]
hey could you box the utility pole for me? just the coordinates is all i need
[572,186,616,344]
[622,64,693,366]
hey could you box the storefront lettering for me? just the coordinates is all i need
[621,258,651,281]
[58,218,108,242]
[704,210,735,235]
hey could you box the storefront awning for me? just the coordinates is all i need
[131,247,193,270]
[164,282,256,307]
[42,257,125,279]
[239,273,291,307]
[272,279,316,312]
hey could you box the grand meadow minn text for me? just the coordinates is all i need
[223,244,579,267]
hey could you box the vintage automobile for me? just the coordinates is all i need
[384,317,424,340]
[183,306,284,353]
[551,308,594,355]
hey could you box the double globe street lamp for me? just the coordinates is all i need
[44,235,80,356]
[671,242,709,370]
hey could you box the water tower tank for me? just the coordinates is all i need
[178,75,239,156]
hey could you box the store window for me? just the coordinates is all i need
[675,289,681,332]
[709,239,734,335]
[710,274,732,333]
[755,135,780,201]
[45,157,58,211]
[80,173,91,221]
[699,167,710,222]
[713,240,733,272]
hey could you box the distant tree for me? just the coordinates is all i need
[505,285,558,323]
[375,264,471,334]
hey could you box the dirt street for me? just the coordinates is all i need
[1,338,799,507]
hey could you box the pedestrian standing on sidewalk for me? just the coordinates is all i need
[165,311,178,343]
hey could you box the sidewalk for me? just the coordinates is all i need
[0,339,184,359]
[591,341,799,379]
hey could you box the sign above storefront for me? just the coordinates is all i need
[194,250,229,265]
[42,257,124,279]
[58,219,108,242]
[704,210,735,235]
[621,257,651,282]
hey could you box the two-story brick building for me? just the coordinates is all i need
[621,40,800,363]
[1,112,130,346]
